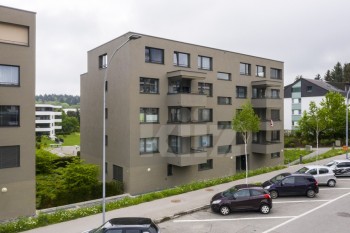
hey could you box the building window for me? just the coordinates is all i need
[218,97,232,105]
[271,131,280,141]
[168,107,191,123]
[0,146,20,169]
[105,162,108,174]
[198,56,212,70]
[200,135,213,148]
[292,87,301,93]
[271,110,280,121]
[167,164,173,176]
[218,121,231,129]
[271,152,280,158]
[217,72,231,81]
[271,89,280,99]
[0,65,20,86]
[0,105,19,127]
[168,79,191,94]
[236,132,245,145]
[113,165,123,182]
[218,145,232,154]
[236,86,247,98]
[139,137,159,154]
[198,82,213,97]
[173,52,189,67]
[240,63,251,75]
[105,135,108,146]
[145,47,164,64]
[307,86,313,92]
[293,98,301,104]
[293,109,301,115]
[198,159,213,171]
[256,65,266,77]
[140,108,159,123]
[105,81,108,92]
[292,121,299,127]
[270,68,282,79]
[0,22,29,46]
[140,77,159,94]
[99,54,107,69]
[105,108,108,119]
[198,108,213,122]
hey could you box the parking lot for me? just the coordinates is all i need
[159,178,350,233]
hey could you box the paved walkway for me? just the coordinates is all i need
[46,146,80,157]
[286,147,335,165]
[23,152,349,233]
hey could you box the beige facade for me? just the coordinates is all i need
[0,6,36,220]
[81,32,284,195]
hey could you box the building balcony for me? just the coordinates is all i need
[259,120,282,130]
[167,123,207,137]
[251,97,281,108]
[167,70,206,80]
[54,119,62,123]
[167,149,208,167]
[251,141,282,154]
[167,92,207,107]
[35,119,52,124]
[35,128,51,132]
[251,79,282,88]
[54,126,62,130]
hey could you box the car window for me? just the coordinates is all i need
[125,230,142,233]
[337,163,346,168]
[234,189,250,198]
[106,230,123,233]
[282,176,295,185]
[307,169,317,175]
[319,168,329,174]
[345,162,350,167]
[250,189,263,196]
[295,176,306,183]
[296,167,308,174]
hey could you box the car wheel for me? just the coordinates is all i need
[327,179,336,187]
[306,189,316,198]
[260,204,270,214]
[270,190,278,199]
[219,206,230,216]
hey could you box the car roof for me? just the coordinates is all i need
[302,165,331,169]
[287,173,314,177]
[234,184,261,189]
[331,160,350,162]
[108,217,153,227]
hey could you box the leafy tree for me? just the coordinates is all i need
[60,111,80,134]
[324,70,332,81]
[343,63,350,83]
[232,101,260,184]
[330,62,343,82]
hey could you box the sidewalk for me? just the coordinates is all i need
[23,153,348,233]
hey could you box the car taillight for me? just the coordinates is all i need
[264,194,271,199]
[315,181,318,186]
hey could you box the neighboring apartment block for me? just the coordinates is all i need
[35,104,62,139]
[0,6,36,220]
[81,32,284,194]
[284,78,345,130]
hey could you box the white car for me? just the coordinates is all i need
[295,165,337,187]
[325,160,350,177]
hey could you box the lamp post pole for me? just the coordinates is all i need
[102,34,141,223]
[346,88,350,160]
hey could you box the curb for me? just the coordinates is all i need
[154,204,210,224]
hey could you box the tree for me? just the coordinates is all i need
[295,75,303,81]
[315,74,321,80]
[343,63,350,83]
[61,111,80,134]
[330,62,343,82]
[324,70,332,81]
[232,101,260,184]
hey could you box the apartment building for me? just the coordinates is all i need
[0,6,36,220]
[35,104,62,139]
[81,32,284,194]
[284,78,345,130]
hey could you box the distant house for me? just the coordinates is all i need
[284,78,346,131]
[35,104,62,139]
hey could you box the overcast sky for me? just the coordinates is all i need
[2,0,350,95]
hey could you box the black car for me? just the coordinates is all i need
[264,174,319,199]
[262,172,292,188]
[211,184,272,215]
[83,217,160,233]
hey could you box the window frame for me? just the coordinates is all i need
[112,165,123,182]
[98,54,107,69]
[173,51,190,67]
[198,108,213,122]
[0,64,20,86]
[240,63,251,75]
[0,145,20,169]
[139,137,159,154]
[198,55,212,70]
[140,108,159,124]
[270,68,282,79]
[217,72,231,81]
[218,145,232,154]
[198,159,213,171]
[236,86,247,99]
[217,96,232,105]
[145,47,164,64]
[140,77,159,94]
[198,82,213,97]
[256,65,266,77]
[218,121,231,129]
[271,152,280,159]
[0,105,20,127]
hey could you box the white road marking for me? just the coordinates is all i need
[262,191,350,233]
[319,187,350,190]
[337,179,350,181]
[273,200,329,204]
[174,216,296,223]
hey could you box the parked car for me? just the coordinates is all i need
[264,174,319,199]
[295,165,336,187]
[210,184,272,215]
[262,172,291,188]
[325,160,350,177]
[82,217,160,233]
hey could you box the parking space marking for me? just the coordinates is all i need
[262,191,350,233]
[273,200,329,204]
[319,187,350,190]
[337,179,350,181]
[173,216,296,223]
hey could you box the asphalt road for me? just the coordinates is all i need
[159,178,350,233]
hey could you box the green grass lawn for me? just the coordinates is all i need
[302,149,344,164]
[58,133,80,146]
[284,148,312,164]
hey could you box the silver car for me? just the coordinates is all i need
[325,160,350,177]
[295,165,337,187]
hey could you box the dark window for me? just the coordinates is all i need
[0,105,20,127]
[198,159,213,171]
[139,138,159,154]
[240,63,251,75]
[307,86,313,92]
[271,110,280,121]
[198,56,212,70]
[168,107,191,123]
[271,68,282,79]
[113,165,123,182]
[200,135,213,148]
[0,146,20,169]
[271,152,280,158]
[218,121,231,129]
[217,72,231,81]
[236,86,247,98]
[282,176,295,185]
[271,131,280,141]
[173,52,189,67]
[218,97,231,105]
[198,82,213,96]
[99,54,107,68]
[292,87,301,93]
[140,108,159,123]
[168,78,191,94]
[218,145,232,154]
[105,108,108,119]
[198,108,212,122]
[254,108,266,121]
[140,77,159,94]
[105,135,108,146]
[234,189,250,198]
[250,189,264,196]
[256,65,266,77]
[105,162,108,174]
[167,164,173,176]
[105,81,108,92]
[271,89,280,99]
[145,47,164,64]
[236,132,245,145]
[0,65,20,86]
[308,169,317,175]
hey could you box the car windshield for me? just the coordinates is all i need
[223,187,238,197]
[296,167,309,174]
[325,161,336,167]
[270,174,285,183]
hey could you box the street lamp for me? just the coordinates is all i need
[346,87,350,160]
[102,34,141,223]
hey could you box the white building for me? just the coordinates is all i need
[35,104,62,138]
